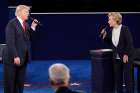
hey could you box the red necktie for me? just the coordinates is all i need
[22,21,26,32]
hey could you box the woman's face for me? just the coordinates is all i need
[108,16,117,27]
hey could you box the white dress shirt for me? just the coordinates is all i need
[112,24,122,59]
[17,16,24,28]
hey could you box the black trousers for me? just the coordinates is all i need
[114,59,134,93]
[4,55,28,93]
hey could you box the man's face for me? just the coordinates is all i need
[108,16,116,27]
[20,9,29,21]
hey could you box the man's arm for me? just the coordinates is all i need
[6,22,21,65]
[6,22,18,58]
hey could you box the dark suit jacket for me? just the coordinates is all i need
[4,18,34,66]
[56,87,84,93]
[104,25,134,61]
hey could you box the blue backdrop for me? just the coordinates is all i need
[7,9,140,60]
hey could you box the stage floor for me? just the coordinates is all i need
[0,60,91,93]
[0,60,139,93]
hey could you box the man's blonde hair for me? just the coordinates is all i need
[108,12,122,25]
[15,5,30,16]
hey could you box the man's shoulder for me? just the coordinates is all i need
[8,18,17,25]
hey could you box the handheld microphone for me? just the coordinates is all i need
[99,25,107,37]
[29,17,42,26]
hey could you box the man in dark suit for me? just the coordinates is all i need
[100,12,134,93]
[4,5,38,93]
[48,63,84,93]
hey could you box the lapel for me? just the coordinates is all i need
[15,18,29,32]
[15,18,25,33]
[15,18,29,40]
[117,25,123,48]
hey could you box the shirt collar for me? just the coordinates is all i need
[114,24,122,30]
[17,16,23,26]
[118,24,122,30]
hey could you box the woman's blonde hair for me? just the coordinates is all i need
[108,12,122,25]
